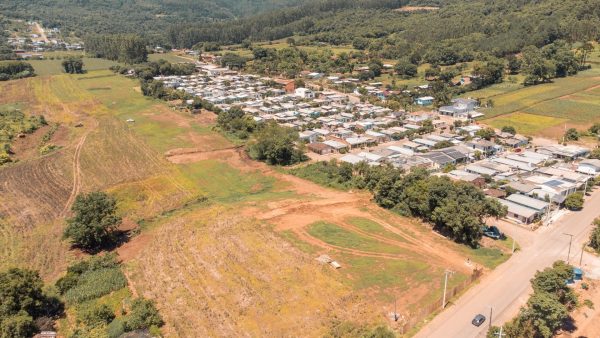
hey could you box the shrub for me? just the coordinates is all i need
[106,318,125,338]
[78,303,115,327]
[564,192,584,211]
[124,298,164,331]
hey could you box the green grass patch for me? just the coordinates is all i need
[307,221,407,255]
[459,246,509,269]
[485,112,568,135]
[28,57,120,76]
[178,160,277,203]
[279,230,320,254]
[478,67,600,130]
[148,53,193,64]
[347,217,408,243]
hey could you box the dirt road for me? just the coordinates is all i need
[416,189,600,338]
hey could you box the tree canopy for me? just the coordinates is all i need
[247,122,307,165]
[0,268,63,338]
[63,191,122,252]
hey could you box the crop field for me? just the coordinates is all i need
[0,68,513,335]
[476,49,600,137]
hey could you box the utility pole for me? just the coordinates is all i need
[489,306,493,330]
[580,242,586,267]
[393,297,398,321]
[512,238,516,253]
[564,233,574,264]
[442,270,454,309]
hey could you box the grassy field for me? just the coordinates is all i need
[28,57,120,76]
[475,48,600,136]
[148,52,195,63]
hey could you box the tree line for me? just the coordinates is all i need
[0,0,298,43]
[0,61,35,81]
[291,161,507,246]
[83,34,148,64]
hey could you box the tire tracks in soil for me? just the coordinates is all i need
[60,121,97,216]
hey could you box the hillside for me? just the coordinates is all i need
[0,0,301,40]
[168,0,600,56]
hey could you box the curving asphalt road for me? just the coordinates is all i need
[416,189,600,338]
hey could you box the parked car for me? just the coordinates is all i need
[472,314,486,327]
[482,225,503,240]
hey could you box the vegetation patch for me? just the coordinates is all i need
[57,254,127,304]
[347,217,408,243]
[485,112,567,135]
[307,221,407,255]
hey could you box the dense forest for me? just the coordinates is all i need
[0,0,300,41]
[168,0,600,57]
[0,16,14,60]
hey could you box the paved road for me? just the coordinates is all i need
[416,189,600,338]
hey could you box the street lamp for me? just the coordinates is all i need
[563,233,574,264]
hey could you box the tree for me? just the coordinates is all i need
[0,268,62,338]
[0,314,37,338]
[588,123,600,135]
[62,57,84,74]
[394,59,418,79]
[521,46,556,85]
[589,218,600,253]
[506,54,521,74]
[247,123,307,165]
[433,140,453,149]
[564,192,584,210]
[564,128,579,141]
[475,127,496,140]
[589,148,600,160]
[63,191,122,251]
[525,291,569,338]
[501,126,516,135]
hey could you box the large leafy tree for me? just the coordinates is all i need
[62,57,85,74]
[247,122,306,165]
[0,268,63,338]
[63,191,122,251]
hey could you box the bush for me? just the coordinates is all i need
[247,122,307,165]
[564,192,584,211]
[78,303,115,327]
[107,318,126,338]
[124,298,164,331]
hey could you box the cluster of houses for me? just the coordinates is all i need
[155,63,599,227]
[7,23,82,58]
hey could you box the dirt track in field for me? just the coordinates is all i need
[164,146,470,274]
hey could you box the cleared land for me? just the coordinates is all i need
[0,69,511,335]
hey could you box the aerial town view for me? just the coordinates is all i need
[0,1,599,337]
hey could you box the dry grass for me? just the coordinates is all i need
[126,206,375,337]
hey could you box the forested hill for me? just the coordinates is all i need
[169,0,600,56]
[0,0,300,40]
